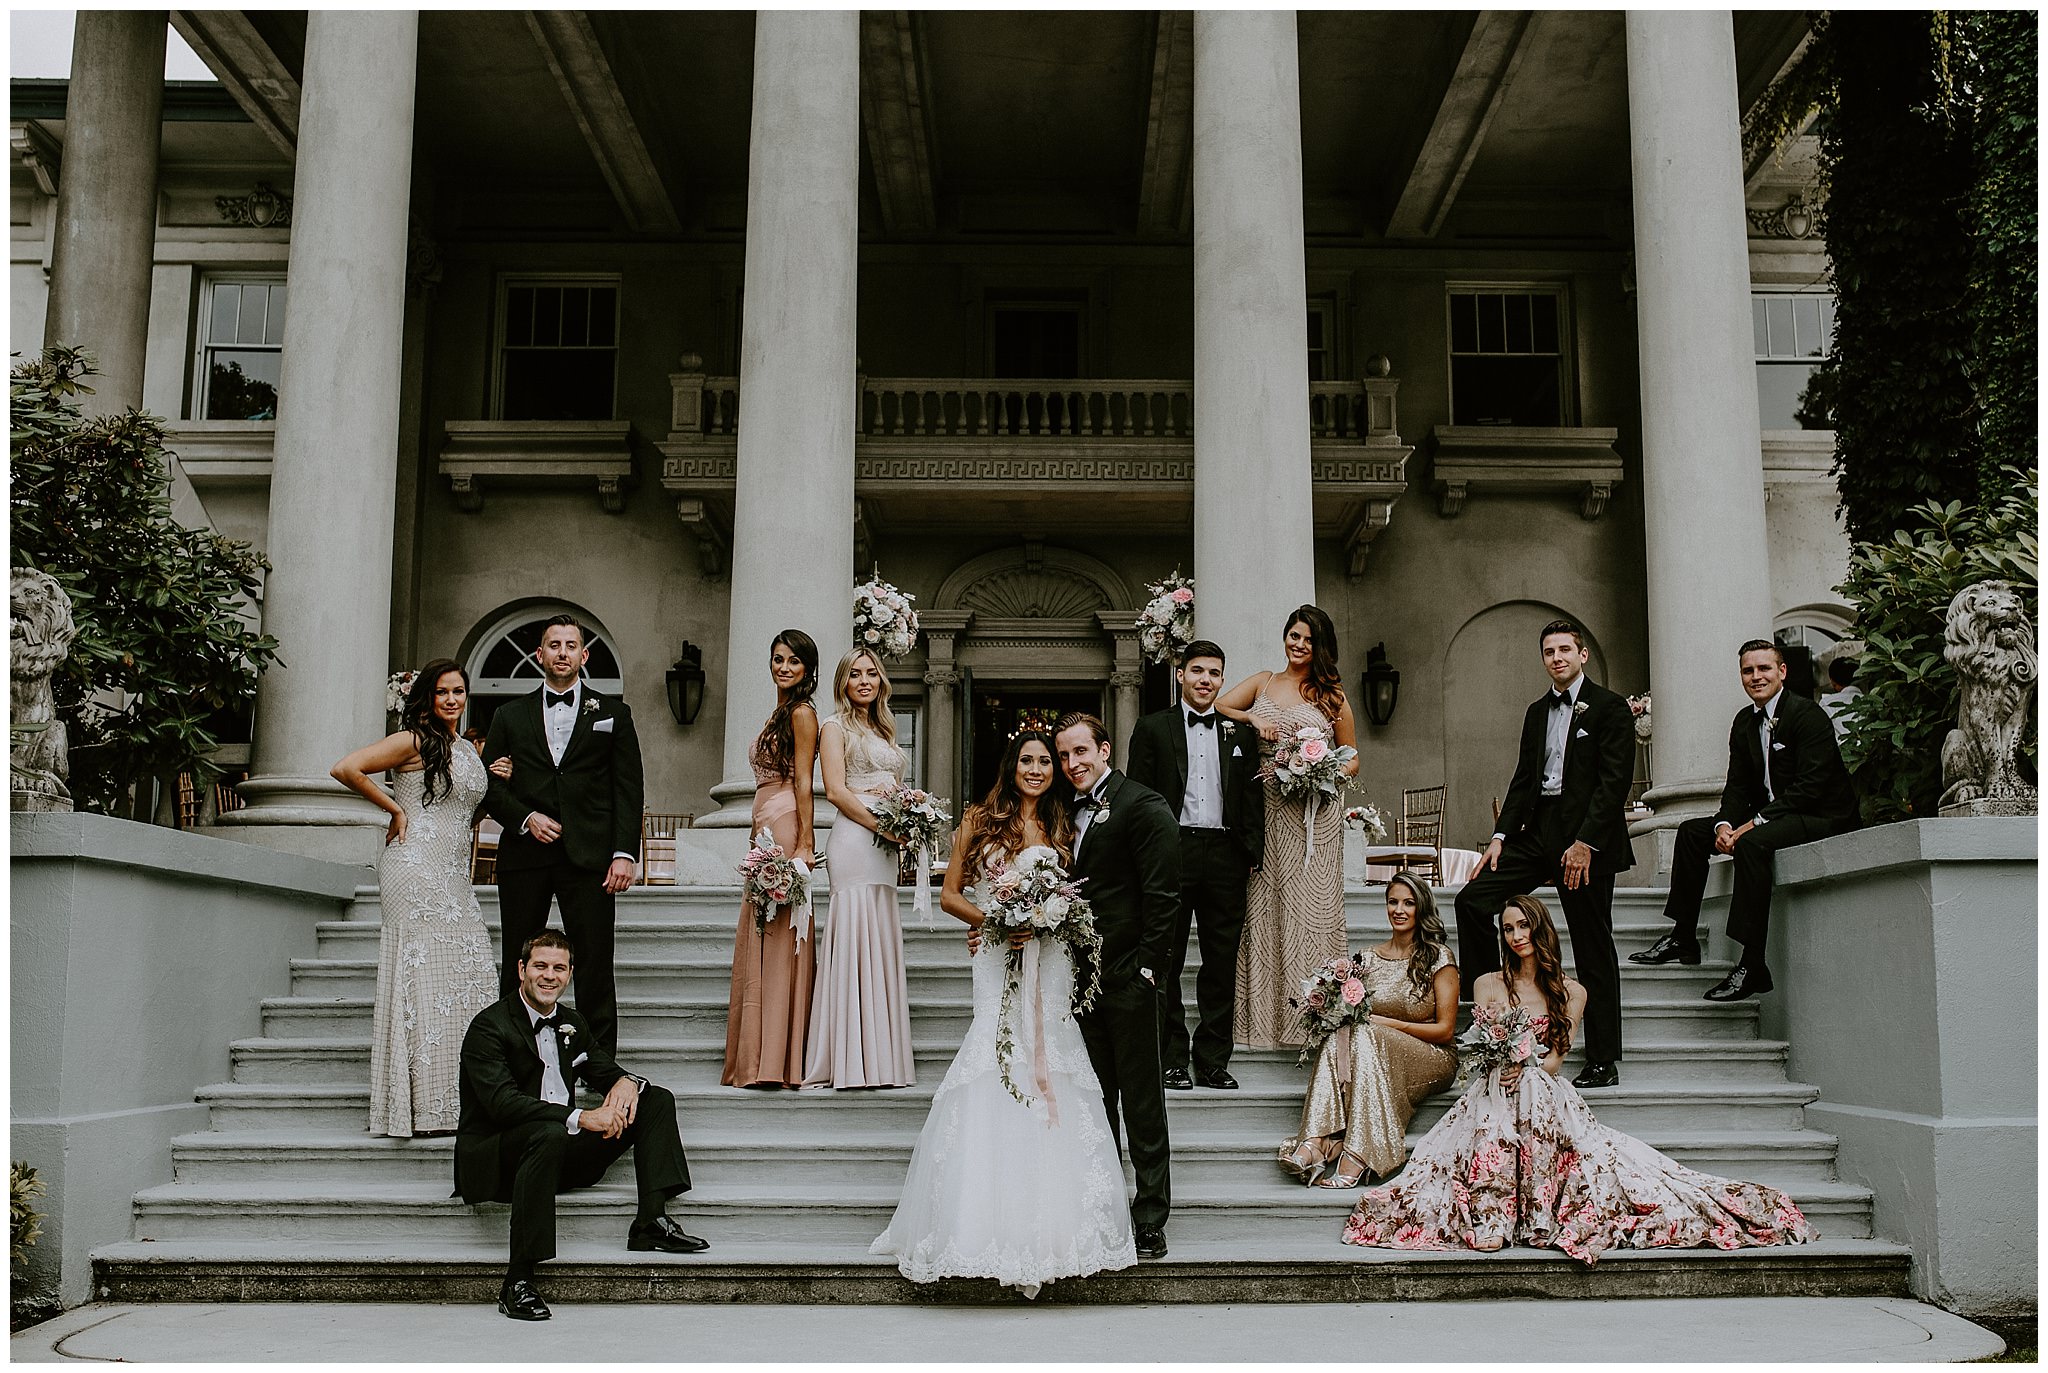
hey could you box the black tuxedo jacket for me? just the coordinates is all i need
[453,994,639,1203]
[1494,676,1636,874]
[1124,706,1265,868]
[1069,770,1183,988]
[1715,690,1860,829]
[483,685,644,873]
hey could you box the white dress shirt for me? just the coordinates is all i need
[522,998,582,1135]
[1073,774,1111,854]
[1541,675,1583,795]
[542,681,582,765]
[1720,687,1783,830]
[1179,710,1225,829]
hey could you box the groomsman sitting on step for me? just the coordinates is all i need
[1453,618,1635,1090]
[456,931,705,1323]
[1125,639,1265,1091]
[1631,638,1859,1001]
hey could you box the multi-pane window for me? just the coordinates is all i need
[198,277,286,420]
[1753,292,1835,429]
[495,277,621,421]
[1306,296,1338,382]
[1447,287,1567,426]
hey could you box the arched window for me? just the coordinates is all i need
[463,605,624,735]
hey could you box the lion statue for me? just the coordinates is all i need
[1938,579,2038,815]
[11,568,76,812]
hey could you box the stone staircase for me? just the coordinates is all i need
[93,884,1911,1304]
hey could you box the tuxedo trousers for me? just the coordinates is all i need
[498,855,619,1054]
[1079,978,1171,1230]
[1660,813,1847,965]
[495,1084,690,1265]
[1452,806,1622,1064]
[1160,829,1249,1076]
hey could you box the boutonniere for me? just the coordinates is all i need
[557,1023,576,1049]
[1572,701,1589,718]
[1765,715,1779,734]
[580,697,600,717]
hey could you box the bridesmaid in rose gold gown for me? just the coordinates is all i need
[722,630,821,1089]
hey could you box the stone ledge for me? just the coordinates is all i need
[1774,816,2037,887]
[11,812,365,901]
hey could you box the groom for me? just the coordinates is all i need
[483,614,644,1054]
[1055,712,1179,1259]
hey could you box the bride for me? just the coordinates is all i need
[870,730,1136,1297]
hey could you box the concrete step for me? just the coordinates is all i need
[126,1174,1874,1247]
[90,1235,1914,1305]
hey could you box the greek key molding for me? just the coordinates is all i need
[663,450,1407,488]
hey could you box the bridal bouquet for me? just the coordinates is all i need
[1264,723,1358,865]
[386,669,418,714]
[1135,571,1195,665]
[853,573,919,659]
[981,845,1103,1112]
[738,829,813,943]
[1288,951,1374,1067]
[868,784,953,917]
[1455,1003,1544,1087]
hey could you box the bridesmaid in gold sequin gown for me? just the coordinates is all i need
[1277,871,1459,1187]
[1216,605,1360,1049]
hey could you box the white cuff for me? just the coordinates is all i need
[1490,832,1506,843]
[565,1108,582,1135]
[612,851,634,862]
[1714,821,1733,832]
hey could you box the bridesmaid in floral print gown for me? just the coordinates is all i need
[1344,895,1816,1265]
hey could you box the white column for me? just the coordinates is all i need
[1191,10,1316,676]
[702,11,860,828]
[217,12,418,864]
[1625,11,1774,848]
[43,11,165,415]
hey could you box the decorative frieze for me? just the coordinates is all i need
[215,181,294,228]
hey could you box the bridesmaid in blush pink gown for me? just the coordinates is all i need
[722,630,821,1089]
[803,647,916,1089]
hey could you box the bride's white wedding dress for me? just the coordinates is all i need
[870,864,1136,1297]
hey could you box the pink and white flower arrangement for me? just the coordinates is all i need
[1288,951,1375,1066]
[981,845,1103,1106]
[1264,723,1358,865]
[1455,1003,1544,1086]
[737,828,813,942]
[386,669,418,715]
[1343,803,1388,839]
[1135,571,1196,665]
[853,572,919,659]
[868,784,954,916]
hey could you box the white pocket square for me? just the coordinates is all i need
[592,718,614,733]
[571,1053,589,1067]
[1231,746,1244,757]
[1771,741,1786,751]
[1575,729,1589,739]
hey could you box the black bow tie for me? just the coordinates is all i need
[1551,692,1571,709]
[532,1012,560,1033]
[1078,791,1107,812]
[1754,707,1770,722]
[545,690,574,708]
[1186,711,1217,729]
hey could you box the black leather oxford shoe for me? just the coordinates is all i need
[1629,932,1702,965]
[1571,1061,1620,1090]
[628,1215,710,1253]
[1163,1066,1194,1091]
[498,1278,551,1321]
[1704,964,1774,1002]
[1194,1068,1239,1090]
[1134,1226,1169,1259]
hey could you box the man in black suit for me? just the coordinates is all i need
[1124,639,1264,1092]
[1453,618,1636,1089]
[1055,711,1180,1260]
[483,614,644,1054]
[1631,638,1860,1001]
[456,931,704,1322]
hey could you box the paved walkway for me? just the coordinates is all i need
[13,1296,2003,1362]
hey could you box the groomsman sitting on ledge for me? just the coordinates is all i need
[1632,639,1859,1002]
[456,932,705,1322]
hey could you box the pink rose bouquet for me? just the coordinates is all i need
[1135,571,1195,665]
[737,828,813,942]
[1455,1003,1543,1086]
[1287,950,1374,1066]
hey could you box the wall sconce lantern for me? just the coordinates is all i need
[1361,642,1400,728]
[666,642,706,727]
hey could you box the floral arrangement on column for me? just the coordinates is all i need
[853,571,919,659]
[386,669,418,716]
[1136,571,1195,665]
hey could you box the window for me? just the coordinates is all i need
[463,607,625,736]
[987,300,1083,379]
[1447,287,1567,426]
[1753,292,1835,430]
[196,277,286,419]
[1306,295,1337,382]
[494,276,620,421]
[892,705,921,789]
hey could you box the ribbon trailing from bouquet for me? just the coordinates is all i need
[914,846,933,923]
[1303,791,1321,869]
[1019,937,1059,1127]
[790,858,814,945]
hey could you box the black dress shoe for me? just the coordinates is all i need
[1162,1066,1194,1091]
[628,1215,710,1253]
[1629,932,1702,965]
[1194,1068,1239,1090]
[497,1277,551,1321]
[1134,1226,1169,1259]
[1704,964,1773,1002]
[1571,1061,1619,1090]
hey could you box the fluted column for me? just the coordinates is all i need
[702,11,860,827]
[918,612,969,804]
[1190,10,1316,674]
[43,11,165,414]
[217,12,418,864]
[1625,11,1774,855]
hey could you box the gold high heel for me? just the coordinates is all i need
[1312,1149,1371,1189]
[1276,1142,1324,1181]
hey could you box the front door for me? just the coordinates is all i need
[967,682,1103,800]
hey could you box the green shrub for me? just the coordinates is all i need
[9,1162,43,1269]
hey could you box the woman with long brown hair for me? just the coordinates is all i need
[722,630,821,1088]
[1215,604,1361,1047]
[1343,894,1816,1264]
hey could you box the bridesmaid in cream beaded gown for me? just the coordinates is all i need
[1216,605,1360,1049]
[1277,871,1458,1188]
[803,648,916,1089]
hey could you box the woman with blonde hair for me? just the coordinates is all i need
[803,647,916,1089]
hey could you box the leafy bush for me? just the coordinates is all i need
[9,347,281,817]
[1960,9,2037,492]
[1837,467,2039,823]
[9,1162,42,1269]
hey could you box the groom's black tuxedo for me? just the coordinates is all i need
[455,994,690,1267]
[1125,707,1264,1077]
[1069,768,1179,1232]
[483,684,644,1053]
